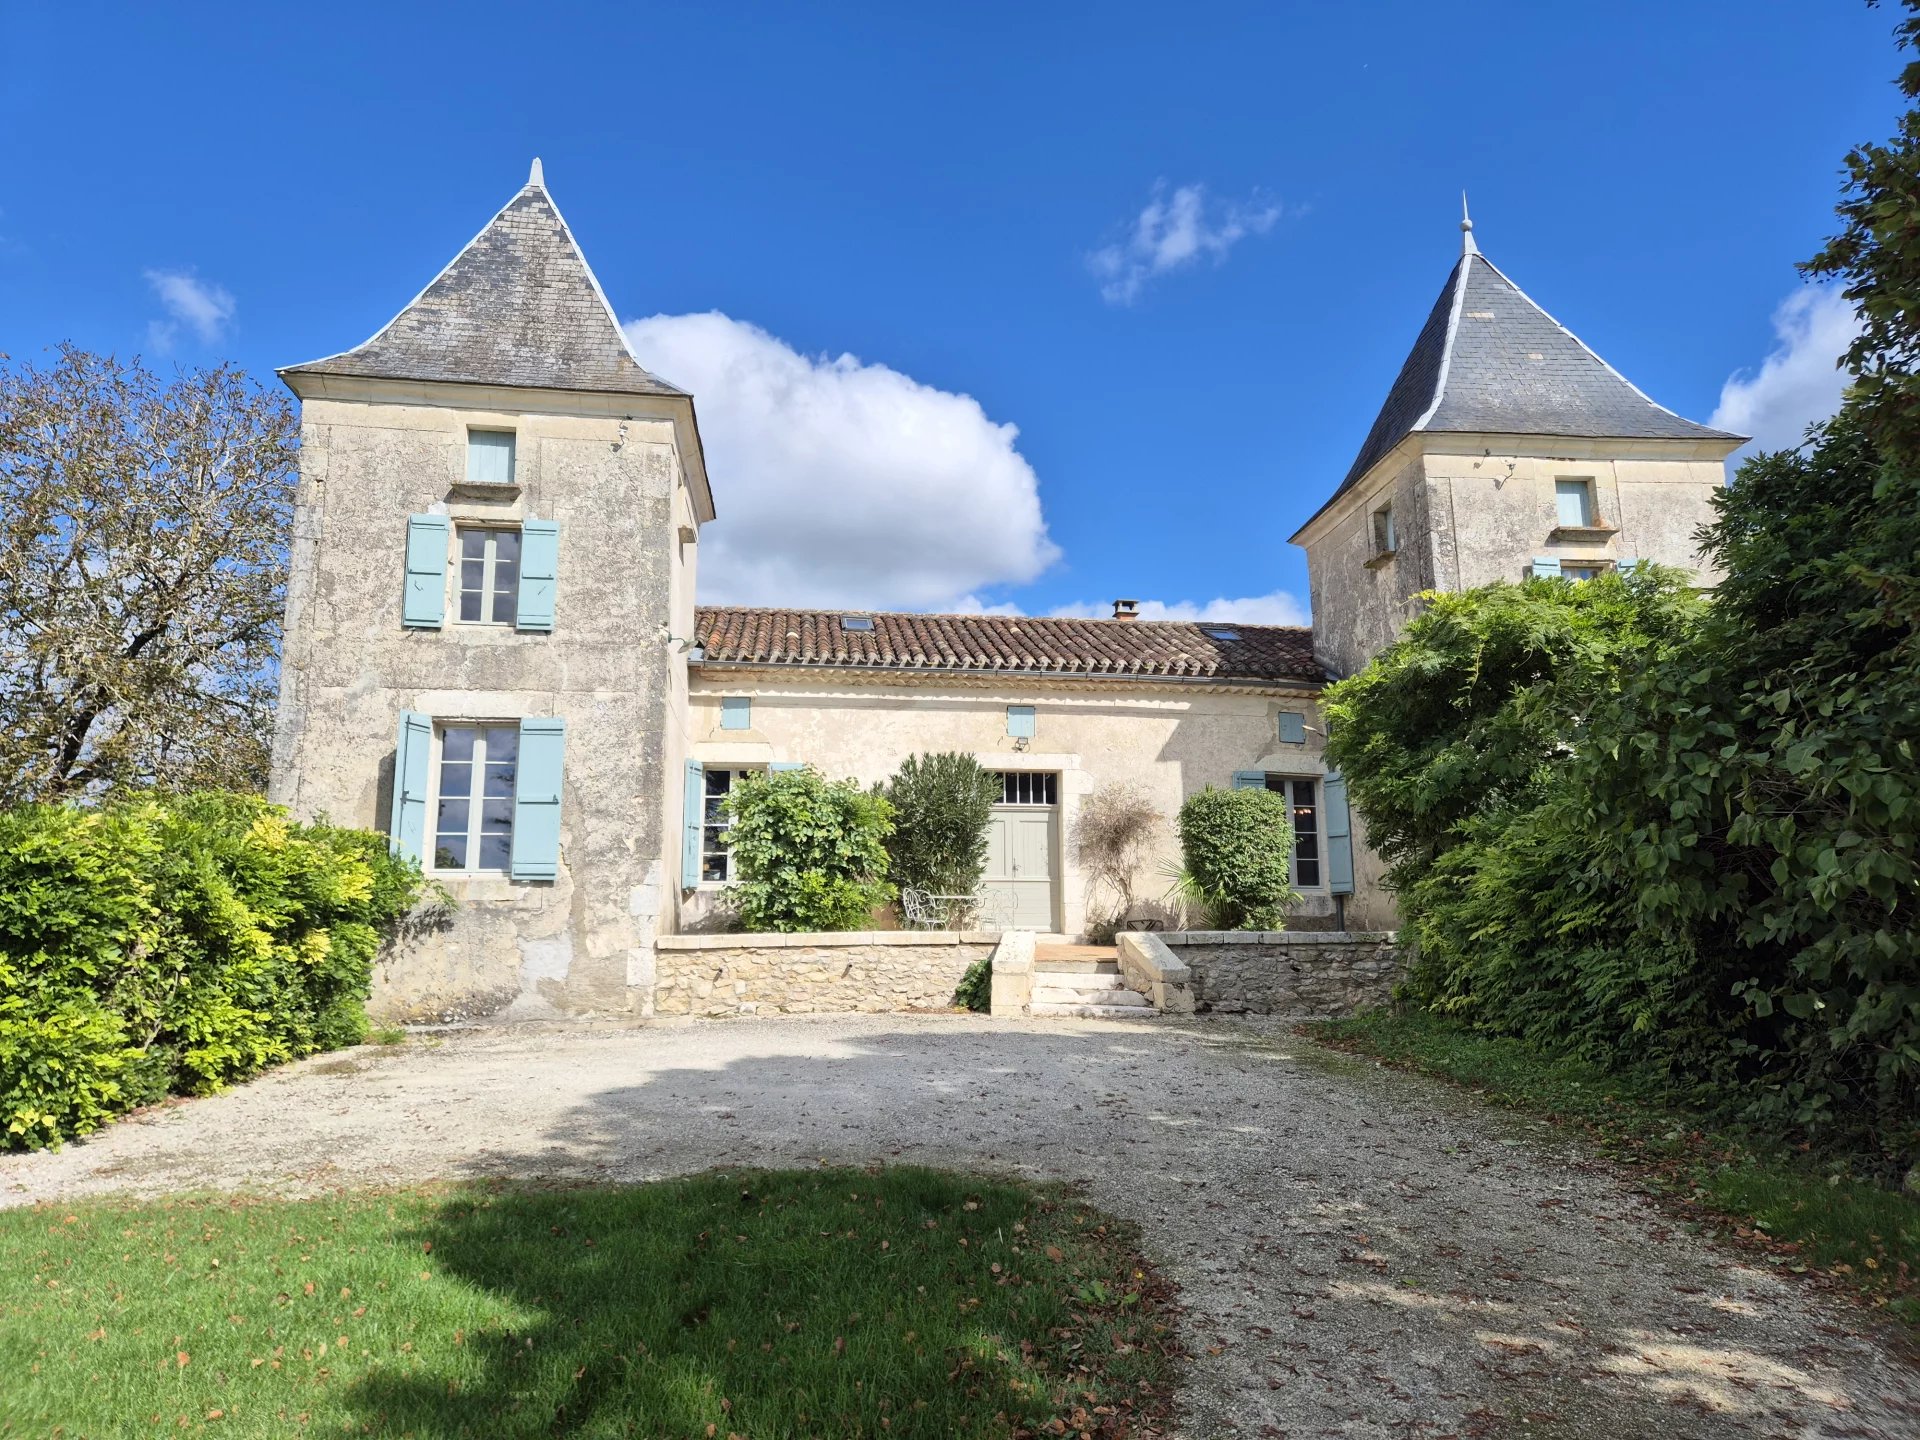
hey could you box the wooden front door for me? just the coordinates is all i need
[983,805,1057,931]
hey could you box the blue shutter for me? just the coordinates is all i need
[389,710,432,863]
[517,518,558,632]
[510,717,566,881]
[1231,771,1268,790]
[1277,710,1307,745]
[770,762,805,773]
[1617,555,1641,574]
[1006,705,1036,739]
[467,431,516,485]
[402,515,449,629]
[681,761,704,888]
[1530,556,1562,580]
[721,696,751,731]
[1324,770,1355,896]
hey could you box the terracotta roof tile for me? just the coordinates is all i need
[694,607,1323,683]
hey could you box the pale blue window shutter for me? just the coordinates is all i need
[770,762,805,773]
[389,710,432,863]
[1324,770,1355,896]
[1277,711,1307,745]
[516,519,558,632]
[1617,555,1641,574]
[1531,556,1562,580]
[510,717,566,881]
[1231,771,1268,790]
[721,696,751,731]
[468,431,516,485]
[1006,706,1036,739]
[403,515,449,629]
[681,761,704,888]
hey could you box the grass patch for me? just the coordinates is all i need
[364,1026,409,1046]
[1309,1009,1920,1328]
[0,1167,1175,1438]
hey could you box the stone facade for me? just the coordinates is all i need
[654,932,996,1017]
[1158,931,1402,1016]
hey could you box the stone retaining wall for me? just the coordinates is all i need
[1157,931,1400,1016]
[653,931,996,1017]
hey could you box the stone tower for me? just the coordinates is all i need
[269,161,714,1021]
[1291,210,1744,679]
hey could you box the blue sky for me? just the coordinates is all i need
[0,1,1892,620]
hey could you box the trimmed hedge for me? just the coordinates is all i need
[1176,787,1298,931]
[0,793,428,1149]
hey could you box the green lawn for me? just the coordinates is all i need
[1,1168,1176,1438]
[1310,1009,1920,1328]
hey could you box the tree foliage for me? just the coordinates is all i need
[877,752,997,896]
[723,768,895,933]
[0,346,296,802]
[0,792,428,1149]
[1175,787,1298,931]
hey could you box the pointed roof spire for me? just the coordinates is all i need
[1460,191,1477,256]
[282,170,683,398]
[529,156,545,188]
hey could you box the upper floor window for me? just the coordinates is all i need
[457,526,520,624]
[434,723,518,872]
[468,430,517,486]
[1555,478,1595,528]
[1371,503,1397,556]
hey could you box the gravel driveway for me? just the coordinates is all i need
[3,1013,1914,1438]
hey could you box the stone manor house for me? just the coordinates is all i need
[267,163,1742,1020]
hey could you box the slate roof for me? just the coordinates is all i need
[694,607,1323,683]
[1315,249,1740,526]
[283,172,684,397]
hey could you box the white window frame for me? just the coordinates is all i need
[1371,503,1397,557]
[1262,774,1325,891]
[427,721,520,875]
[1554,477,1596,529]
[452,524,522,627]
[1561,560,1612,582]
[698,765,766,885]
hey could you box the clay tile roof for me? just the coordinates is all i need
[694,607,1324,683]
[282,168,684,398]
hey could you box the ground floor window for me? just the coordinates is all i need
[1262,775,1321,888]
[434,723,518,871]
[701,767,763,881]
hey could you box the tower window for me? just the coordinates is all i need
[456,525,521,624]
[1555,478,1595,528]
[467,430,517,486]
[1371,503,1397,556]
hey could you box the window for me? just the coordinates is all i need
[840,615,874,632]
[994,771,1057,806]
[1371,503,1397,555]
[1555,478,1595,528]
[433,724,518,872]
[1201,624,1241,641]
[467,430,517,486]
[1006,705,1036,739]
[1263,776,1321,887]
[700,767,763,881]
[456,526,520,624]
[721,696,751,731]
[1562,562,1609,582]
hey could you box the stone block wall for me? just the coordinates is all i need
[1158,931,1400,1016]
[654,931,996,1017]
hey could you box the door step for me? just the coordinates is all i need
[1031,983,1150,1007]
[1030,1001,1158,1019]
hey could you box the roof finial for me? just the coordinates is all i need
[1460,191,1477,256]
[529,157,545,188]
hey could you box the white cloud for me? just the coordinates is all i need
[623,311,1059,609]
[143,268,236,350]
[1088,182,1281,305]
[1709,285,1861,455]
[1049,590,1311,626]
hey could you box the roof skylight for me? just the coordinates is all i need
[1201,625,1241,641]
[840,615,875,632]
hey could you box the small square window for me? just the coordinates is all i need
[1006,705,1036,739]
[720,696,751,731]
[840,615,874,632]
[1555,478,1595,528]
[1371,504,1397,555]
[467,430,517,486]
[455,525,520,625]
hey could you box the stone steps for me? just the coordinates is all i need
[1029,1001,1158,1019]
[1023,944,1160,1019]
[1032,983,1151,1007]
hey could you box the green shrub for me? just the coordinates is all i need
[1175,787,1297,930]
[723,768,895,933]
[878,752,998,897]
[0,793,426,1149]
[953,957,992,1012]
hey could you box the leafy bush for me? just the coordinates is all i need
[878,753,997,896]
[1174,787,1297,931]
[723,768,895,933]
[0,793,427,1149]
[953,957,992,1012]
[1074,783,1164,941]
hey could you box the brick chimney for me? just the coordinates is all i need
[1111,598,1141,621]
